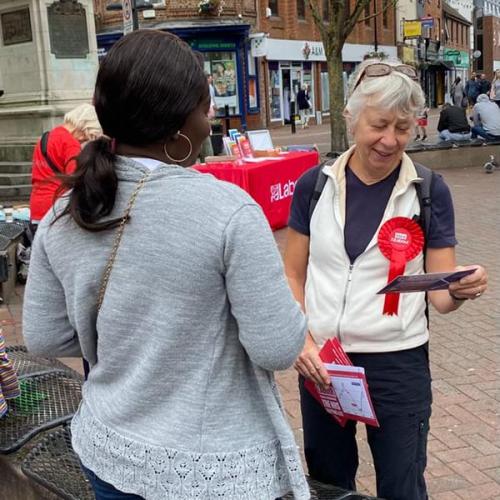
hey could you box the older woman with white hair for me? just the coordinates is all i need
[284,59,488,500]
[30,103,102,230]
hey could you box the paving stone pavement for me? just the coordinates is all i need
[270,107,445,156]
[274,165,500,499]
[1,164,498,498]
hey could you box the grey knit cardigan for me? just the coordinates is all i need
[23,157,310,500]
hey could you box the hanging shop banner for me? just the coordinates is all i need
[443,49,469,69]
[403,20,422,39]
[250,35,268,57]
[420,16,434,29]
[402,45,417,65]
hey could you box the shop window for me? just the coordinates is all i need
[297,0,305,19]
[204,51,240,116]
[269,0,278,16]
[269,62,282,120]
[247,52,259,112]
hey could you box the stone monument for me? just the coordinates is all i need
[0,0,98,199]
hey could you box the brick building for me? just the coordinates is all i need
[254,0,397,126]
[442,2,472,94]
[94,0,260,130]
[93,1,397,129]
[396,0,447,106]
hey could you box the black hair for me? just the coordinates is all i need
[57,30,208,231]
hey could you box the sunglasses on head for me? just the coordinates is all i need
[353,63,419,91]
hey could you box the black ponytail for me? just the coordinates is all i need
[55,137,121,231]
[55,30,207,232]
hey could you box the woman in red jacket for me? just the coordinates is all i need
[30,103,101,226]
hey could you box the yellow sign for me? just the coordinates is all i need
[403,20,422,39]
[402,46,416,64]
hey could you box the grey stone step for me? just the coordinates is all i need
[0,185,31,202]
[0,173,31,186]
[0,145,35,163]
[0,162,32,174]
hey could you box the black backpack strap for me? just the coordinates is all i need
[308,161,330,223]
[413,162,437,326]
[40,131,61,175]
[413,162,434,246]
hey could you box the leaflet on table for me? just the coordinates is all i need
[237,137,254,158]
[377,268,476,294]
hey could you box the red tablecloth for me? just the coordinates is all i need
[195,150,320,230]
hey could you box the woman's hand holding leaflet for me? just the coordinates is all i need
[294,332,331,390]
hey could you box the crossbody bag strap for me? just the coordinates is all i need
[40,132,62,174]
[97,172,150,311]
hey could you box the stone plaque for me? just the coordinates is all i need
[1,8,33,46]
[47,0,89,59]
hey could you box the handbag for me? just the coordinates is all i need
[97,171,150,310]
[85,171,150,369]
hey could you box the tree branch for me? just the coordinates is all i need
[343,0,371,37]
[308,0,327,40]
[356,0,398,24]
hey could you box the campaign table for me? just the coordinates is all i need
[195,150,320,230]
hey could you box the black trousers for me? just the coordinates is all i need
[299,366,431,500]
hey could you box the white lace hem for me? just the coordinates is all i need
[71,404,310,499]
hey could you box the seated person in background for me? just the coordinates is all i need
[471,94,500,141]
[437,103,471,142]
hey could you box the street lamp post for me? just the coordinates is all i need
[106,0,152,32]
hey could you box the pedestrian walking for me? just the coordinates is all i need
[490,69,500,108]
[23,30,310,500]
[297,84,311,129]
[450,76,466,107]
[414,105,429,141]
[478,73,491,96]
[284,58,488,500]
[465,72,481,106]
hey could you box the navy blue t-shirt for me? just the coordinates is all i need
[289,164,457,254]
[288,164,457,413]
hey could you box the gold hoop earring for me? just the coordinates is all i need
[163,132,193,163]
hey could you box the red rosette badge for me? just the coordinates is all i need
[378,217,424,316]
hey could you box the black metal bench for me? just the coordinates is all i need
[22,425,94,500]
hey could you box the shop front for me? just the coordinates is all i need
[422,39,453,107]
[443,48,470,92]
[96,22,257,130]
[261,38,397,126]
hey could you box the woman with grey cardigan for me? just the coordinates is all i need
[23,31,310,500]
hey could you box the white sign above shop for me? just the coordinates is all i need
[262,39,397,62]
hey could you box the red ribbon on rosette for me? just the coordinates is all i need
[378,217,424,316]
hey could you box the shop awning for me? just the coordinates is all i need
[426,59,455,70]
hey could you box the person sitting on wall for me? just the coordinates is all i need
[437,103,471,142]
[471,94,500,141]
